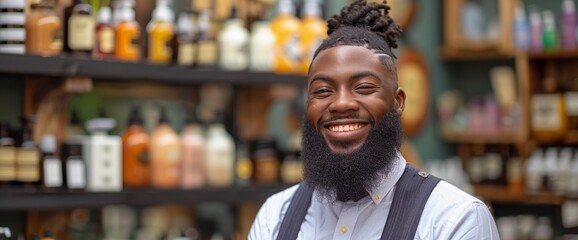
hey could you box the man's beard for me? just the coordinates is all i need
[301,109,403,202]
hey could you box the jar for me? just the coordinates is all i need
[252,138,279,184]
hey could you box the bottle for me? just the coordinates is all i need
[41,134,63,189]
[235,142,252,186]
[529,7,542,52]
[542,10,558,51]
[180,111,206,189]
[149,107,181,188]
[218,6,249,71]
[0,123,16,184]
[249,19,275,72]
[205,112,235,187]
[299,0,327,74]
[0,0,26,54]
[531,63,567,141]
[60,108,86,190]
[63,0,95,55]
[506,147,523,193]
[555,147,573,194]
[25,0,62,56]
[562,0,577,50]
[196,9,218,68]
[115,0,140,61]
[84,116,122,192]
[147,0,175,64]
[252,138,279,184]
[281,151,303,184]
[270,0,301,73]
[41,230,56,240]
[174,11,197,66]
[15,116,40,185]
[568,149,578,196]
[543,147,558,192]
[121,106,150,188]
[95,6,115,59]
[525,149,543,194]
[513,0,530,51]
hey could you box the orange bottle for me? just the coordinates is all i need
[115,1,140,61]
[25,0,62,56]
[270,0,301,74]
[149,107,181,188]
[147,0,174,64]
[299,0,327,75]
[121,107,149,188]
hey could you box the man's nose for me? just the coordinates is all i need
[328,90,359,113]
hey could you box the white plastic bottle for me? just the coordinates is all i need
[250,20,275,72]
[205,113,235,187]
[525,149,544,194]
[218,7,249,71]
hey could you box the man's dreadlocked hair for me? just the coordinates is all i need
[312,0,402,75]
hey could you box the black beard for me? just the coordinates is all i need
[301,109,403,202]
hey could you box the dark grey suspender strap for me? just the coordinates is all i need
[381,165,441,240]
[276,182,314,240]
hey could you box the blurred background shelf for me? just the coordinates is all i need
[440,127,522,144]
[0,53,307,85]
[473,184,572,205]
[0,184,292,210]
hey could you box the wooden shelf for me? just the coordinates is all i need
[440,47,514,61]
[0,53,307,86]
[441,127,522,144]
[0,184,292,210]
[527,50,578,60]
[473,185,569,205]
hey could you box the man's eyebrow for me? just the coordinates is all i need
[308,74,333,88]
[350,71,382,82]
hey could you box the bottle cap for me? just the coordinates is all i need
[152,0,174,23]
[98,6,112,23]
[564,0,576,13]
[177,12,194,34]
[303,0,321,17]
[128,106,143,125]
[158,106,169,124]
[40,134,57,153]
[278,0,295,16]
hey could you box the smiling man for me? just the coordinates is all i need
[249,1,499,239]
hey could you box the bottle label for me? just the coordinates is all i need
[16,166,39,182]
[43,157,63,187]
[98,27,115,53]
[16,148,40,165]
[198,42,217,65]
[221,40,248,70]
[69,14,96,50]
[532,94,562,131]
[178,42,196,65]
[565,92,578,116]
[0,166,15,181]
[67,157,86,189]
[149,30,173,62]
[0,147,16,164]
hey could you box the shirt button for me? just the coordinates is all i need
[340,225,348,234]
[373,195,380,201]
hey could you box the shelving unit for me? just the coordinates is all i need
[0,53,307,85]
[473,185,571,205]
[0,185,292,210]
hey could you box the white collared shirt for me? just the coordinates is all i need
[248,155,500,240]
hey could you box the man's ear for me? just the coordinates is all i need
[394,88,406,114]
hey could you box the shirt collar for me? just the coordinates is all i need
[312,152,407,205]
[368,152,406,205]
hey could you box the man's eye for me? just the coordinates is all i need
[312,88,332,96]
[355,85,378,93]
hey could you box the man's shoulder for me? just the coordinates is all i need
[259,184,301,217]
[423,180,489,221]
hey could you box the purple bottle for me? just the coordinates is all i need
[530,7,543,52]
[562,0,577,49]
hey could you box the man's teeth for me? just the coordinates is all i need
[329,124,363,132]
